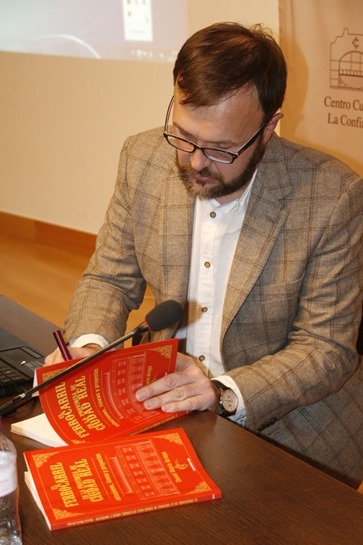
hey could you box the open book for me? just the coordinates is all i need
[24,427,222,530]
[12,339,186,446]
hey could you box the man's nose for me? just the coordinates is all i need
[189,148,212,172]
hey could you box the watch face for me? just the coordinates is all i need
[221,389,238,414]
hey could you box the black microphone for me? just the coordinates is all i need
[137,299,183,335]
[0,299,182,416]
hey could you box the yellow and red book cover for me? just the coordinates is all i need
[35,338,186,444]
[24,427,222,530]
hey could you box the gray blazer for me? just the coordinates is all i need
[66,129,363,486]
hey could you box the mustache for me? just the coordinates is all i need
[177,162,214,179]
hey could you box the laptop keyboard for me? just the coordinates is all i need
[0,328,45,396]
[0,362,24,385]
[0,353,44,396]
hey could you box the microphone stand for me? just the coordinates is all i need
[0,323,148,417]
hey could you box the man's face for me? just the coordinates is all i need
[171,87,272,203]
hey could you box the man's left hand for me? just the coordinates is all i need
[135,352,218,413]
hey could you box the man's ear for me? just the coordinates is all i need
[262,112,284,145]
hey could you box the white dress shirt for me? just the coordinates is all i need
[177,172,257,424]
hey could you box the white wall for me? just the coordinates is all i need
[0,0,279,234]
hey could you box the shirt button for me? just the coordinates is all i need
[199,355,205,362]
[201,306,208,313]
[204,261,211,268]
[210,211,216,218]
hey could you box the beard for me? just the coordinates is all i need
[176,138,266,200]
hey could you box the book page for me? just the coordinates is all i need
[11,413,66,447]
[35,339,185,444]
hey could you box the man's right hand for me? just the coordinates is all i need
[44,344,100,365]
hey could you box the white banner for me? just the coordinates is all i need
[279,0,363,175]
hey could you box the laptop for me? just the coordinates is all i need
[0,327,44,396]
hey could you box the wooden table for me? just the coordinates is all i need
[1,295,363,544]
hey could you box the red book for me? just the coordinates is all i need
[24,427,222,530]
[13,339,187,446]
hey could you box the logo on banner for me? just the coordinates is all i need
[324,28,363,129]
[330,28,363,91]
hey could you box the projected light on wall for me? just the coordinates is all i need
[0,0,187,62]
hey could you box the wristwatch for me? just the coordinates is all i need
[214,382,238,417]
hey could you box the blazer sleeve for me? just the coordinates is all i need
[64,137,147,342]
[226,173,363,432]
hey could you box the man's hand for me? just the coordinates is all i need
[44,344,100,365]
[135,352,219,413]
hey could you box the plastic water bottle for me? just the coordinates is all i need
[0,426,22,545]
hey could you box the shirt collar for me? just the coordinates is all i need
[207,169,257,214]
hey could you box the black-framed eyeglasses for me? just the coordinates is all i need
[163,97,267,164]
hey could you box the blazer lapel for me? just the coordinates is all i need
[222,138,293,336]
[160,165,195,304]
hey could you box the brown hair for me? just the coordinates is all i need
[173,22,287,120]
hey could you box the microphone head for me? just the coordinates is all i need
[145,300,183,332]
